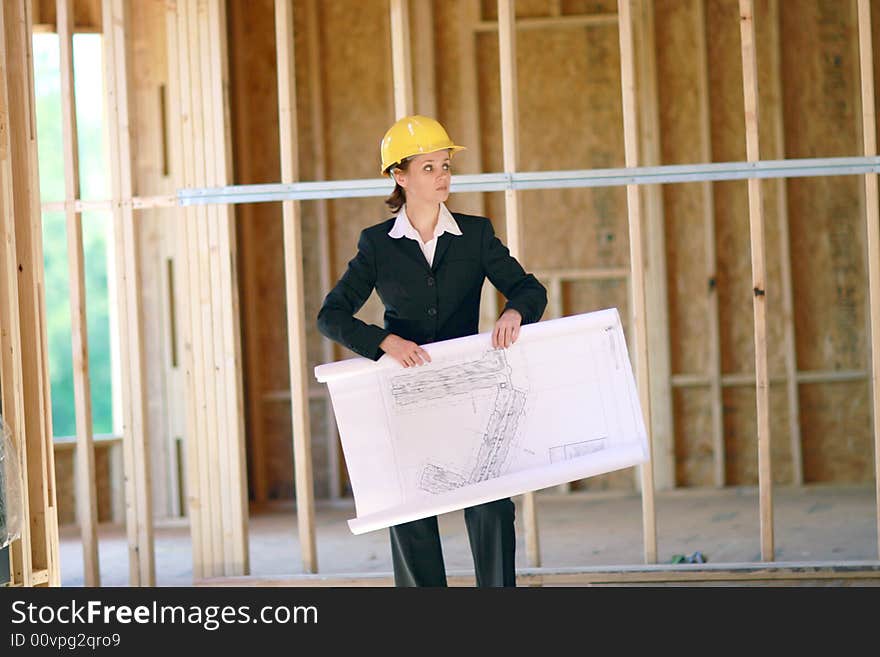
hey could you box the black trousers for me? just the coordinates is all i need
[389,497,516,587]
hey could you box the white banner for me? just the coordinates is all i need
[315,308,649,535]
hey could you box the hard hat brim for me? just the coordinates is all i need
[382,144,466,176]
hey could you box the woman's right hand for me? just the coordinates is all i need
[380,334,432,368]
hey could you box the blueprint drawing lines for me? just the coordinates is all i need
[388,350,528,494]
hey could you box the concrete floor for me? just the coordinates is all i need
[58,484,879,586]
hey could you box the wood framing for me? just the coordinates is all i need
[165,0,248,579]
[618,0,656,564]
[276,0,318,574]
[767,0,802,487]
[390,0,414,117]
[497,0,541,569]
[197,560,880,587]
[102,0,155,585]
[635,0,674,492]
[57,0,100,587]
[857,0,880,558]
[0,0,60,587]
[305,0,342,500]
[738,0,774,561]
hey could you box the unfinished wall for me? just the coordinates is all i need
[223,0,878,503]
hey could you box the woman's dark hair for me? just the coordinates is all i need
[384,158,412,213]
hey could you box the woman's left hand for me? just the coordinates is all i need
[493,308,522,349]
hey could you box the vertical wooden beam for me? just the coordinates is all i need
[187,0,222,575]
[636,0,674,491]
[103,0,155,585]
[276,0,318,574]
[390,0,414,118]
[210,0,248,577]
[696,0,725,487]
[0,2,30,587]
[198,0,231,575]
[57,0,100,587]
[857,0,880,558]
[498,0,540,569]
[166,0,207,579]
[306,0,342,499]
[738,0,774,561]
[1,0,60,587]
[767,0,801,486]
[618,0,656,564]
[458,1,494,328]
[411,0,436,117]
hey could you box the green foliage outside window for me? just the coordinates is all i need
[33,34,113,438]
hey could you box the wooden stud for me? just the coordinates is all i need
[767,0,802,487]
[0,0,60,587]
[166,0,208,579]
[57,0,100,587]
[498,0,540,569]
[210,0,249,576]
[390,0,414,118]
[636,0,674,492]
[276,0,318,574]
[458,1,496,330]
[411,0,436,117]
[474,14,618,32]
[695,0,725,487]
[306,0,342,499]
[738,0,774,561]
[618,0,656,564]
[856,0,880,559]
[0,1,31,587]
[103,0,155,585]
[197,0,230,576]
[196,561,880,587]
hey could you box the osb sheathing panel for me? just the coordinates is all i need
[782,0,866,370]
[722,385,792,486]
[673,388,714,487]
[706,0,786,377]
[655,0,711,378]
[780,0,871,482]
[475,25,628,272]
[800,383,873,482]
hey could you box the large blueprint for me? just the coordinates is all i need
[314,308,649,534]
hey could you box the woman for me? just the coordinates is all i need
[317,115,547,587]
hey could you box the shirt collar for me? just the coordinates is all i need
[388,202,462,241]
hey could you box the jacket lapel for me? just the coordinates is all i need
[431,232,454,273]
[387,233,431,273]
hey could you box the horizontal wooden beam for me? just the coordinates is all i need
[196,560,880,587]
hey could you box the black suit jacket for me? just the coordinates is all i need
[317,212,548,361]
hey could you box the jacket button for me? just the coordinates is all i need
[427,276,435,286]
[427,307,437,317]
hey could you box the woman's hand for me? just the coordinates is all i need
[493,308,522,349]
[380,334,433,367]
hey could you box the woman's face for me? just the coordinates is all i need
[393,150,452,205]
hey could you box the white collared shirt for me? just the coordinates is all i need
[387,202,463,266]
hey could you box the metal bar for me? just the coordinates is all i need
[178,156,880,206]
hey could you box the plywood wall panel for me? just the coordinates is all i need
[723,385,793,485]
[673,388,714,487]
[800,382,873,482]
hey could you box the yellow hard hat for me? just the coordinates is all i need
[380,115,466,175]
